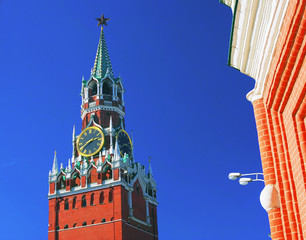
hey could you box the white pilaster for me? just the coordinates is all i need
[122,89,125,106]
[128,190,133,216]
[112,84,116,101]
[146,200,150,224]
[84,87,89,103]
[97,82,101,99]
[100,82,104,99]
[109,116,114,154]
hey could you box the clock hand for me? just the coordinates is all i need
[80,137,102,151]
[80,139,94,151]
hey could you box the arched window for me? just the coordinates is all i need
[101,218,106,223]
[56,226,60,230]
[109,189,113,203]
[88,81,97,96]
[82,222,87,226]
[87,167,97,184]
[57,175,66,190]
[72,197,77,209]
[136,184,140,195]
[88,80,98,103]
[73,223,77,227]
[147,183,153,197]
[92,220,96,224]
[64,199,69,210]
[102,80,112,100]
[117,85,122,103]
[56,200,60,211]
[124,174,128,183]
[71,172,80,187]
[99,191,104,204]
[103,165,112,181]
[98,172,102,180]
[87,172,91,184]
[64,225,68,229]
[81,195,87,207]
[106,167,112,180]
[90,193,94,206]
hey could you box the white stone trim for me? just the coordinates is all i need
[228,0,289,102]
[104,100,112,106]
[48,181,130,199]
[222,0,235,12]
[89,102,96,107]
[48,218,124,232]
[128,216,151,227]
[81,105,125,119]
[101,75,115,84]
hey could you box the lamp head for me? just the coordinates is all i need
[239,177,252,185]
[228,172,241,180]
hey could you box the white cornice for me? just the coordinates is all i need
[48,219,124,232]
[48,181,130,199]
[81,105,125,119]
[128,216,151,227]
[221,0,235,11]
[228,0,289,102]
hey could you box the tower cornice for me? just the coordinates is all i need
[81,105,125,120]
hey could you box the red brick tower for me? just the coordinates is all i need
[48,14,158,240]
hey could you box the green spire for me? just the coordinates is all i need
[91,28,113,79]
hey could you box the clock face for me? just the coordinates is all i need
[76,126,105,157]
[116,129,133,158]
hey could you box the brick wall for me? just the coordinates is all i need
[252,1,306,239]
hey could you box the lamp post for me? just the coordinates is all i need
[228,172,274,238]
[228,172,264,185]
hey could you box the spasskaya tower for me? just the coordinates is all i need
[48,14,158,240]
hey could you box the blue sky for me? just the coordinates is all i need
[0,0,270,239]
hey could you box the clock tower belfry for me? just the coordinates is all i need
[48,14,158,240]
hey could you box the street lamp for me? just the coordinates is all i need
[228,172,264,185]
[228,171,276,239]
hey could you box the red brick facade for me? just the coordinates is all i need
[224,1,306,239]
[252,2,306,239]
[222,0,305,239]
[48,184,158,240]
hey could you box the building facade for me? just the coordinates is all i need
[48,15,158,240]
[221,1,305,239]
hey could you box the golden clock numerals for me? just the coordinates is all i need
[89,129,92,134]
[88,150,91,154]
[84,149,87,154]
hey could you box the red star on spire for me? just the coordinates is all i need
[96,14,110,27]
